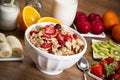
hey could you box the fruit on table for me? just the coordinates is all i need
[102,10,119,31]
[37,17,62,24]
[88,13,102,22]
[18,6,41,31]
[74,11,104,34]
[76,21,91,33]
[104,58,120,79]
[101,57,114,66]
[91,20,104,34]
[92,40,120,61]
[112,24,120,42]
[90,57,120,80]
[91,64,103,78]
[110,74,120,80]
[74,11,88,25]
[0,33,23,58]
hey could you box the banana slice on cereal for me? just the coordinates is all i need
[7,36,23,57]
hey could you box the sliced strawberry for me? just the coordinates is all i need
[41,42,53,48]
[91,64,103,78]
[64,34,72,42]
[56,32,64,41]
[48,48,54,54]
[56,32,65,47]
[42,33,51,38]
[58,40,65,47]
[30,31,39,35]
[73,33,78,39]
[45,25,56,35]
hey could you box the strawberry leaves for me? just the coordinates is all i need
[104,61,118,77]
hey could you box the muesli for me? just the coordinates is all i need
[29,24,84,56]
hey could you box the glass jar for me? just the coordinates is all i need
[51,0,78,26]
[0,0,20,30]
[25,0,42,14]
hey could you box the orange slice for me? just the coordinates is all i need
[37,17,62,24]
[18,6,41,31]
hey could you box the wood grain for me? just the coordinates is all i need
[0,0,120,80]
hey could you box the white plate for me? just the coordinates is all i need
[92,39,103,59]
[88,71,103,80]
[92,39,120,60]
[72,24,106,38]
[0,55,24,61]
[81,32,105,38]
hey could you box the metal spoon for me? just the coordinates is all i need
[77,57,89,80]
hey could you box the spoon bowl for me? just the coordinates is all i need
[77,57,89,80]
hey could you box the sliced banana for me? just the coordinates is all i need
[0,41,12,58]
[7,36,23,57]
[0,33,7,42]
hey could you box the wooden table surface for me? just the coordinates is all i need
[0,0,120,80]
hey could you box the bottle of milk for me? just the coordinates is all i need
[0,0,20,30]
[51,0,78,26]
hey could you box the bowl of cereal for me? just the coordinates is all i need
[25,22,87,75]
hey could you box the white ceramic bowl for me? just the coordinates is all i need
[25,22,87,75]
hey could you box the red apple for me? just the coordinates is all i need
[74,11,88,25]
[88,13,102,22]
[76,21,91,33]
[91,20,104,34]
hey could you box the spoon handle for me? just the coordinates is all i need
[84,72,87,80]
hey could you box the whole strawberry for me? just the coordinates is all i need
[91,64,103,78]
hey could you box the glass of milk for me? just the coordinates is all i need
[51,0,78,26]
[0,0,20,30]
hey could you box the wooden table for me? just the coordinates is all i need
[0,0,120,80]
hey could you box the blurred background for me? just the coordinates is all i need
[41,0,120,18]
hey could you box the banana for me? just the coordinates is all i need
[0,33,7,42]
[7,36,23,57]
[0,41,12,58]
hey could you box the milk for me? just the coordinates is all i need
[51,0,78,26]
[0,3,20,30]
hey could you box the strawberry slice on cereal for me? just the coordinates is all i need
[45,25,56,35]
[30,31,39,35]
[56,32,64,41]
[41,42,53,48]
[42,34,51,38]
[64,34,72,42]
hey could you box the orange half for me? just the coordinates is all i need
[18,6,41,31]
[37,17,62,24]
